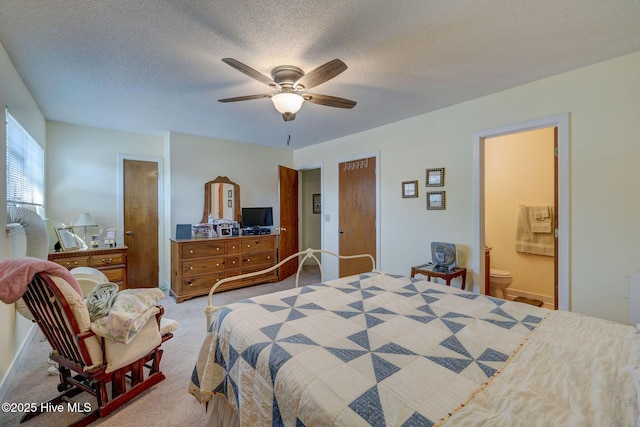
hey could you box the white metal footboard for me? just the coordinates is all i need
[204,248,376,330]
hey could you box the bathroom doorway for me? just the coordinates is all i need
[484,128,557,308]
[300,167,322,258]
[473,113,570,311]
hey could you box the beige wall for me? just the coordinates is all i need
[167,131,293,230]
[46,122,165,250]
[295,51,640,324]
[485,128,555,300]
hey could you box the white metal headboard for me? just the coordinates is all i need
[204,248,376,330]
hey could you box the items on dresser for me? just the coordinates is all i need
[48,246,128,290]
[170,234,277,303]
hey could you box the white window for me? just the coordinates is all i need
[5,108,44,210]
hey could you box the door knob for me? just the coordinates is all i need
[281,227,287,232]
[338,229,344,234]
[125,230,132,236]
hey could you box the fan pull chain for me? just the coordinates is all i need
[287,124,291,146]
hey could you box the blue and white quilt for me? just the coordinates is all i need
[189,272,640,426]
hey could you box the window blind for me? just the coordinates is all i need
[6,109,44,207]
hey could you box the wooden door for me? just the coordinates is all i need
[278,165,299,280]
[123,159,158,288]
[338,157,376,276]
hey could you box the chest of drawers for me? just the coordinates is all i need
[48,246,128,290]
[170,234,277,303]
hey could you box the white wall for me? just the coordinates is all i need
[167,132,293,230]
[46,122,165,249]
[294,51,640,324]
[45,127,293,289]
[0,42,46,398]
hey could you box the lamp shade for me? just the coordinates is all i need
[271,93,304,114]
[75,213,97,227]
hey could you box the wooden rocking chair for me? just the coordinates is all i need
[19,271,173,426]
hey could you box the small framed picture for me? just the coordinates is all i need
[426,191,446,210]
[55,227,80,251]
[228,199,232,208]
[104,228,117,246]
[312,193,321,214]
[228,189,233,198]
[402,180,418,198]
[426,168,445,187]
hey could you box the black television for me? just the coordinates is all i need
[241,207,273,228]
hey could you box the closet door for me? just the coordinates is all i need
[338,156,376,277]
[123,159,159,288]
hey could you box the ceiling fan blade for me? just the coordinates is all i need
[304,93,357,109]
[282,112,296,122]
[221,58,277,88]
[295,59,347,90]
[218,94,271,103]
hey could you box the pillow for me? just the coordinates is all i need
[50,276,103,370]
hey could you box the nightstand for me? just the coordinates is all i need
[410,263,467,290]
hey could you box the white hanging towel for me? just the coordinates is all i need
[515,205,554,256]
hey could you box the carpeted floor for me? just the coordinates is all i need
[0,265,320,426]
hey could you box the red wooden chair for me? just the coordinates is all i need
[19,271,173,426]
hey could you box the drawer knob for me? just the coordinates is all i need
[189,266,194,270]
[189,250,194,254]
[216,263,220,267]
[267,256,271,259]
[187,281,193,287]
[246,258,250,262]
[216,247,220,251]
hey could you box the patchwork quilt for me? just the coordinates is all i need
[189,272,640,426]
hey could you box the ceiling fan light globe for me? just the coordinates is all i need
[272,93,304,114]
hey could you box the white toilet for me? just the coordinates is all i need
[489,269,513,299]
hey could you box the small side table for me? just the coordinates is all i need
[410,263,467,290]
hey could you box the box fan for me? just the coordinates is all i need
[431,242,457,270]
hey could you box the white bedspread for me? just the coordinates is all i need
[189,272,640,426]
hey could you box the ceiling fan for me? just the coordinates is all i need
[218,58,357,122]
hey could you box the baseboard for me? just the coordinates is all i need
[504,288,554,309]
[0,323,37,403]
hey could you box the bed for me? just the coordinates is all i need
[189,249,640,426]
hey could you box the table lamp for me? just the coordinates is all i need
[74,213,98,248]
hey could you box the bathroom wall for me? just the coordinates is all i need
[485,127,555,302]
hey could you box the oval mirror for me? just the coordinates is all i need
[201,176,241,223]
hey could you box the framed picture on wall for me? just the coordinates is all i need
[313,193,321,214]
[426,191,446,210]
[402,180,418,198]
[426,168,445,187]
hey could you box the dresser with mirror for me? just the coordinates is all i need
[170,176,278,303]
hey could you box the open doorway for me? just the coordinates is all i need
[300,167,322,266]
[484,128,556,308]
[473,113,570,311]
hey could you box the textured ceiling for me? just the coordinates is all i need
[1,0,639,149]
